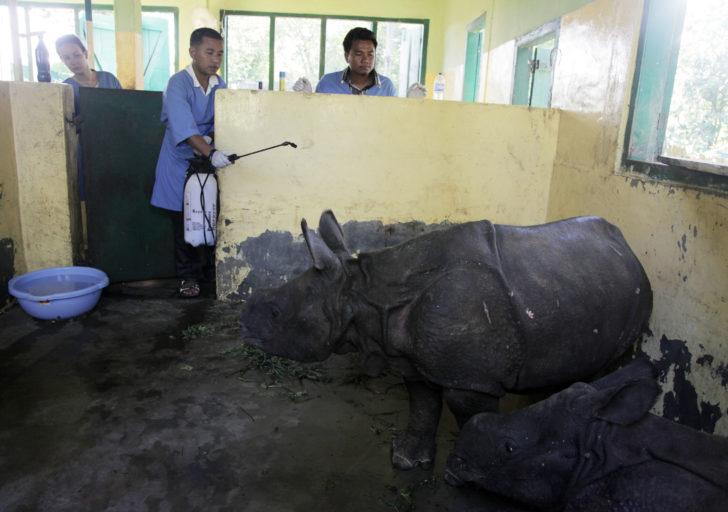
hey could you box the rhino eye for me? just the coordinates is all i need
[502,439,517,454]
[269,304,281,318]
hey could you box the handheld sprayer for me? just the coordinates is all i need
[183,141,298,247]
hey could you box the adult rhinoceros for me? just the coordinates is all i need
[239,210,652,469]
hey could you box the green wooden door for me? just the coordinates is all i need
[141,15,171,91]
[80,88,174,282]
[530,47,552,107]
[462,30,483,102]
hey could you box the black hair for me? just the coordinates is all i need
[343,27,377,53]
[190,28,223,47]
[55,34,86,54]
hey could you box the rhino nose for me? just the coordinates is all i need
[444,468,464,487]
[445,454,467,486]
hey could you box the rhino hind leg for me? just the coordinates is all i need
[391,380,443,470]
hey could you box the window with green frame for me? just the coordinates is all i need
[624,0,728,193]
[0,2,177,91]
[221,11,428,97]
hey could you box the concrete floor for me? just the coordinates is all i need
[0,282,530,512]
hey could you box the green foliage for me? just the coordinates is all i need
[238,344,328,384]
[226,15,270,88]
[181,323,216,341]
[664,0,728,164]
[381,478,440,512]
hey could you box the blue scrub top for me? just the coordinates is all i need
[63,70,122,115]
[151,67,226,211]
[315,69,396,96]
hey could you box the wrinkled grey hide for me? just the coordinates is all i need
[446,360,728,511]
[239,210,652,469]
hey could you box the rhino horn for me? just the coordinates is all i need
[301,218,342,272]
[318,210,351,259]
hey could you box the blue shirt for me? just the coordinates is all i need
[315,68,396,96]
[151,66,226,211]
[63,70,122,116]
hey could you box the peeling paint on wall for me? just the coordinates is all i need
[637,336,725,434]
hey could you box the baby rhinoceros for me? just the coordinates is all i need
[446,360,728,511]
[239,210,652,470]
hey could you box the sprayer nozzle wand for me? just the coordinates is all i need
[229,141,298,162]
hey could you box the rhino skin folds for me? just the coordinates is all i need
[240,210,653,470]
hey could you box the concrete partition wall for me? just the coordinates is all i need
[0,81,79,306]
[214,90,560,299]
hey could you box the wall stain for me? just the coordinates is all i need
[637,336,723,433]
[227,219,449,301]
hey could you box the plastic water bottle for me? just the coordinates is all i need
[433,72,445,100]
[279,71,286,91]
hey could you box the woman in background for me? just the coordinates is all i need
[56,34,122,200]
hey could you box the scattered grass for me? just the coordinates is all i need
[381,478,440,512]
[238,345,329,385]
[181,323,216,341]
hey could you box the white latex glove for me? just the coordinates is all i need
[293,77,312,93]
[407,82,427,99]
[209,149,232,169]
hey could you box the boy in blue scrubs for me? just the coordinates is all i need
[315,27,396,96]
[151,28,232,297]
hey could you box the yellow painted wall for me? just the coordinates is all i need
[438,0,596,102]
[0,81,80,279]
[475,0,728,432]
[543,0,728,432]
[214,90,560,297]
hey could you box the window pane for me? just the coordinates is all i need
[226,15,270,90]
[1,6,78,82]
[0,6,16,80]
[85,9,117,75]
[376,22,424,97]
[142,11,176,91]
[26,7,76,81]
[324,19,372,76]
[663,0,728,165]
[274,17,321,90]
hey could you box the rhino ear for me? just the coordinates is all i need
[302,218,341,272]
[590,360,657,391]
[318,210,351,259]
[574,378,660,426]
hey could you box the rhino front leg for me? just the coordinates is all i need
[391,380,443,470]
[443,389,499,428]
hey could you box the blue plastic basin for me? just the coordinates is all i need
[8,266,109,320]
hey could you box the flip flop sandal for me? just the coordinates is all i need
[179,280,200,298]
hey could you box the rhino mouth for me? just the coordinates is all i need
[444,468,464,487]
[241,335,264,349]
